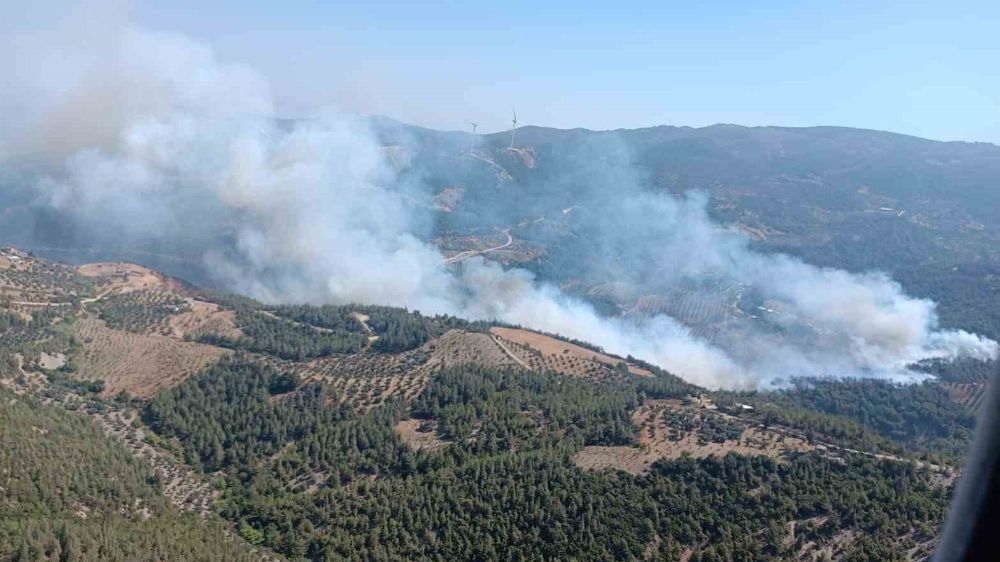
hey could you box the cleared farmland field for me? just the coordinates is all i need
[168,298,243,339]
[574,399,814,474]
[295,349,433,411]
[1,251,95,301]
[491,326,652,380]
[91,289,189,334]
[72,317,230,398]
[294,329,523,411]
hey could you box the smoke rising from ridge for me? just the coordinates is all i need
[1,22,995,389]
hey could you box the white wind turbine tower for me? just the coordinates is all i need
[468,121,478,153]
[509,108,518,148]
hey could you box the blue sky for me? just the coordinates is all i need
[130,1,1000,142]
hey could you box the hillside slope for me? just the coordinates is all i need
[5,121,999,349]
[0,387,265,561]
[373,121,1000,347]
[0,253,978,561]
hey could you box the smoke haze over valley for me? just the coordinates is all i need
[11,6,1000,562]
[2,15,997,389]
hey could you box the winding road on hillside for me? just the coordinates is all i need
[441,229,513,265]
[10,287,119,308]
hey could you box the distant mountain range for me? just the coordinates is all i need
[4,119,999,344]
[370,119,1000,343]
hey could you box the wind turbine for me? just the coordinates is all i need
[509,108,518,148]
[468,121,478,153]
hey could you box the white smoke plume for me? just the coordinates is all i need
[1,19,995,389]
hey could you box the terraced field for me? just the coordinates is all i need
[92,289,189,334]
[491,326,653,379]
[72,317,230,398]
[294,329,520,410]
[585,282,634,301]
[0,356,220,516]
[297,352,433,411]
[0,249,94,301]
[624,289,739,343]
[626,295,672,316]
[943,382,989,414]
[168,298,243,339]
[93,408,220,514]
[0,309,54,348]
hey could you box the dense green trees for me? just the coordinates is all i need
[146,358,347,471]
[915,357,995,382]
[274,304,436,353]
[193,295,485,358]
[139,359,953,561]
[271,304,364,333]
[196,309,367,360]
[361,306,433,352]
[412,365,640,447]
[735,378,978,458]
[3,285,969,561]
[145,358,413,481]
[0,389,261,562]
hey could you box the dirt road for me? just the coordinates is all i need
[489,334,530,369]
[11,287,118,308]
[441,230,513,265]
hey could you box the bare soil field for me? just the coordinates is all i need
[394,418,449,452]
[77,262,190,294]
[37,352,66,370]
[427,330,520,370]
[432,187,464,213]
[168,299,243,339]
[491,327,653,378]
[72,317,230,398]
[574,400,813,474]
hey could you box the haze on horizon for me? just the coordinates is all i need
[3,1,998,143]
[123,0,999,143]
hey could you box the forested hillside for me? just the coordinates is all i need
[724,379,978,459]
[144,363,950,561]
[0,389,264,562]
[0,253,983,561]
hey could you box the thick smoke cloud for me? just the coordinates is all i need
[1,21,995,389]
[572,188,998,379]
